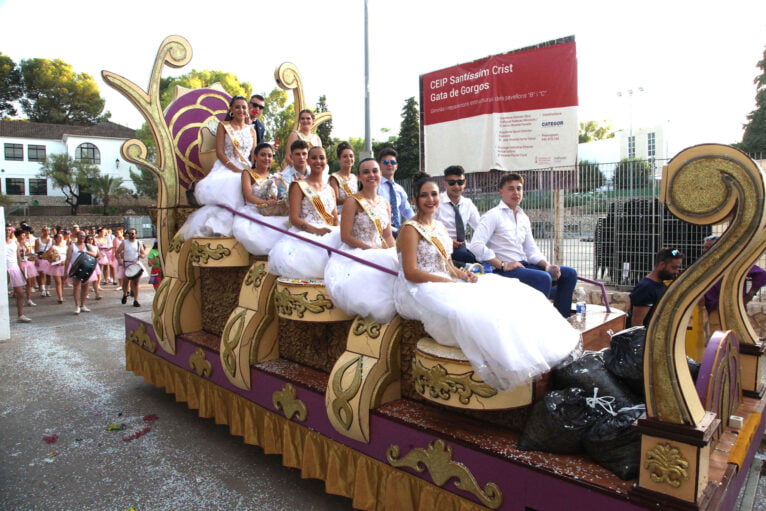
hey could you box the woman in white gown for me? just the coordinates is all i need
[282,109,323,169]
[324,158,398,323]
[232,142,290,255]
[395,174,581,392]
[268,147,340,279]
[328,142,358,214]
[178,95,255,239]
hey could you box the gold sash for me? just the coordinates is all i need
[221,122,252,166]
[351,194,387,248]
[296,181,335,226]
[331,173,355,196]
[402,220,448,260]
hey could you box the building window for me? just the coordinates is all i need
[75,143,100,164]
[6,178,25,195]
[28,144,47,162]
[647,132,656,158]
[4,143,23,161]
[29,178,48,195]
[628,136,636,159]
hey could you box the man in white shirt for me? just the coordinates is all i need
[435,165,481,265]
[280,140,310,187]
[469,172,577,318]
[376,148,414,236]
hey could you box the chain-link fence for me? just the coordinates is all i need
[402,156,766,290]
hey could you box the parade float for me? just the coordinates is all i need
[107,36,766,510]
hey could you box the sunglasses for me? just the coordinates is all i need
[446,179,466,186]
[251,103,265,110]
[382,159,397,166]
[670,249,680,257]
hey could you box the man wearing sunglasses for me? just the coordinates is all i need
[250,94,266,145]
[436,165,481,265]
[628,248,684,327]
[376,148,413,236]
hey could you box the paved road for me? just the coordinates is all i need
[0,279,352,511]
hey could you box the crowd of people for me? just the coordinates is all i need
[5,223,152,323]
[174,94,582,390]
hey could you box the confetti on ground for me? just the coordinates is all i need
[43,434,59,444]
[123,414,159,442]
[107,423,126,431]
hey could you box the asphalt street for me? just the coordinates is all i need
[0,278,352,511]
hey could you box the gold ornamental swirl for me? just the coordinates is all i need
[274,62,332,135]
[647,144,766,425]
[331,356,364,431]
[244,262,267,289]
[189,241,231,264]
[221,309,246,378]
[645,442,690,488]
[412,359,498,405]
[189,347,212,378]
[351,316,382,339]
[274,288,334,318]
[127,323,156,353]
[272,383,307,422]
[387,439,502,509]
[102,35,193,261]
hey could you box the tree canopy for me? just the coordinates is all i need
[0,53,23,118]
[738,45,766,155]
[159,69,251,109]
[578,120,615,143]
[613,158,653,190]
[38,153,100,215]
[577,160,605,192]
[18,58,109,125]
[394,97,420,180]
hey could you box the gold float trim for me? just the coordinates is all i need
[221,309,247,378]
[127,323,156,353]
[352,316,381,339]
[645,442,690,488]
[272,383,307,422]
[190,241,231,264]
[244,262,267,289]
[331,356,364,430]
[412,359,497,405]
[168,235,184,253]
[274,287,334,318]
[387,439,502,509]
[189,347,212,378]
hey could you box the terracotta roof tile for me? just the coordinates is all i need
[0,120,136,140]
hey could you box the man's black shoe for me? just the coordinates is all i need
[121,295,127,304]
[133,300,141,307]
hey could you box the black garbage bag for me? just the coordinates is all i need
[603,326,646,396]
[553,351,641,410]
[604,327,702,396]
[584,405,645,480]
[518,388,605,454]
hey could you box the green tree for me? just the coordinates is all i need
[613,158,652,190]
[19,58,109,125]
[129,165,157,200]
[394,97,420,180]
[578,120,616,143]
[577,160,605,192]
[316,95,333,154]
[91,175,130,215]
[738,45,766,155]
[38,153,100,214]
[159,70,251,108]
[0,54,23,117]
[261,88,295,167]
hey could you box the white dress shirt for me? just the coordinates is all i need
[468,201,545,265]
[435,192,481,240]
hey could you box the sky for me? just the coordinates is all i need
[1,0,765,156]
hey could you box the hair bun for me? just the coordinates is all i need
[412,171,431,182]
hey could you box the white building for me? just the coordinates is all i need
[0,120,136,203]
[578,123,670,179]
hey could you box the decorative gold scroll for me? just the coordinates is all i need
[274,62,332,135]
[645,442,690,488]
[189,347,212,378]
[273,383,307,422]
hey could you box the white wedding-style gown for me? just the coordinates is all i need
[232,174,290,255]
[178,123,251,239]
[324,197,399,323]
[394,221,581,391]
[268,184,341,279]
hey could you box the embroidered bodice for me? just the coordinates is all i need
[249,174,279,201]
[332,173,358,202]
[300,184,336,226]
[398,221,452,278]
[351,197,389,248]
[295,131,321,149]
[223,124,254,169]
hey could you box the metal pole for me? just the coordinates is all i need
[363,0,372,157]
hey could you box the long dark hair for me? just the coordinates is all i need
[224,95,248,121]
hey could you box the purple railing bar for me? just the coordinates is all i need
[577,276,611,313]
[217,205,398,276]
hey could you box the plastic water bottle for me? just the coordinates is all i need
[575,287,587,321]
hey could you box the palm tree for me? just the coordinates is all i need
[91,175,129,215]
[38,153,99,215]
